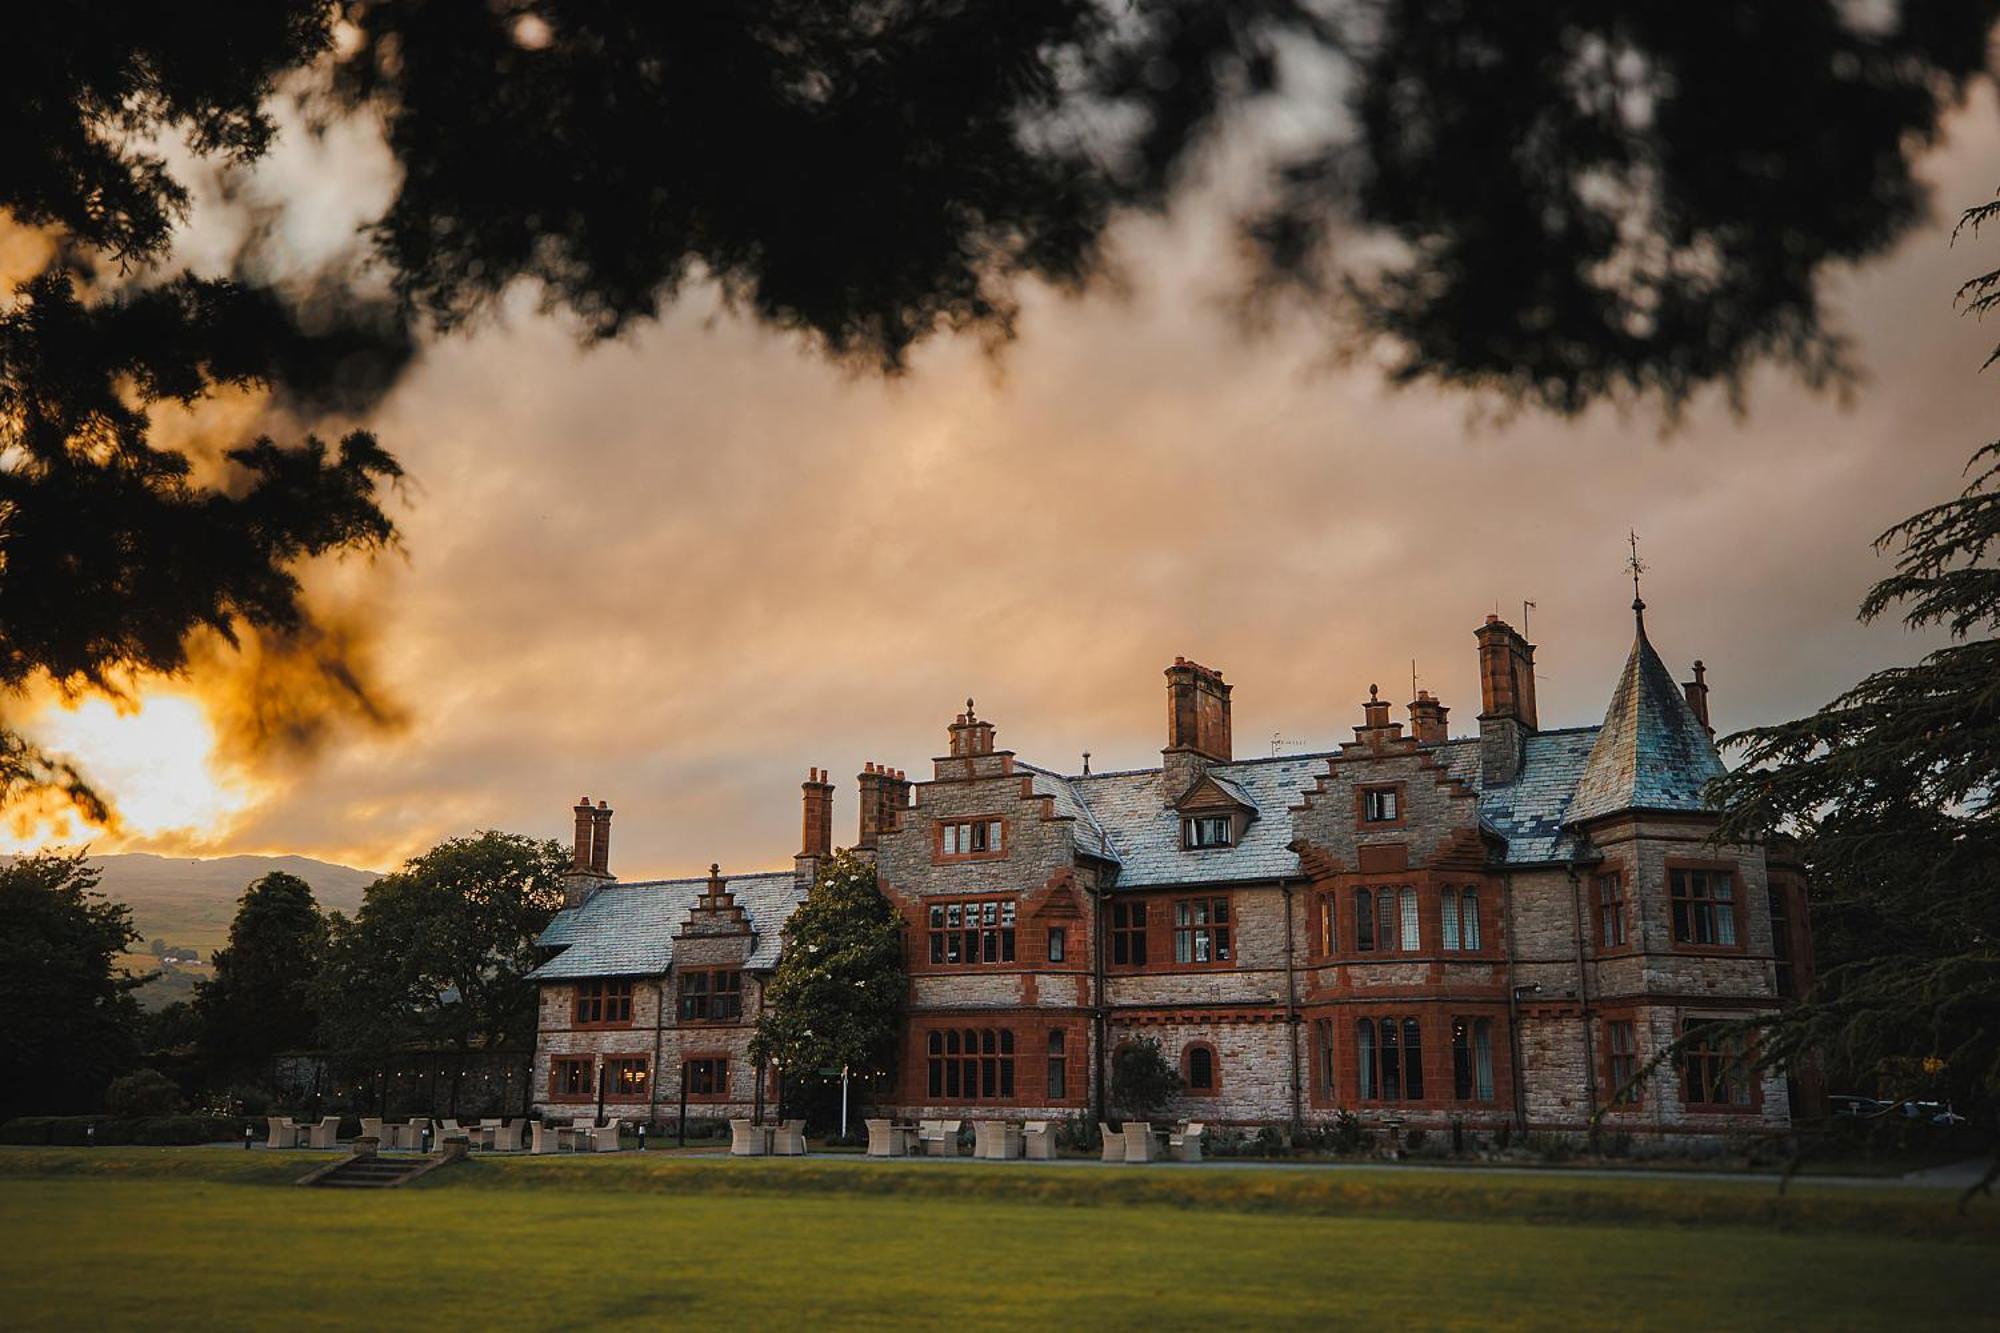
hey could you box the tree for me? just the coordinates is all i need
[752,850,906,1085]
[1705,196,2000,1193]
[193,871,327,1074]
[1110,1035,1183,1122]
[313,831,567,1104]
[7,6,1996,822]
[0,851,143,1117]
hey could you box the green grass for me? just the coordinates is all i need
[2,1150,1994,1329]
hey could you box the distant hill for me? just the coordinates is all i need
[8,852,382,1010]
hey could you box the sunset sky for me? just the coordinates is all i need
[11,83,1998,881]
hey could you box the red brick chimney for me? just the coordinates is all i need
[571,796,595,871]
[856,762,910,850]
[1476,616,1538,787]
[1475,616,1539,729]
[1165,658,1232,761]
[1408,689,1450,745]
[588,799,612,875]
[800,767,834,857]
[1683,660,1713,736]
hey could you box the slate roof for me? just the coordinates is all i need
[1015,761,1124,864]
[1567,608,1726,824]
[1446,728,1602,864]
[1066,754,1333,886]
[530,871,804,980]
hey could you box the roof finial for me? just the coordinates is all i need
[965,696,976,722]
[1626,530,1648,619]
[1369,682,1379,701]
[1081,750,1091,776]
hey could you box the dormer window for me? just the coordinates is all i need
[1183,814,1234,849]
[1362,787,1400,823]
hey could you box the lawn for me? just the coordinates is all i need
[1,1150,1993,1330]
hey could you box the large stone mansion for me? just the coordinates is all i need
[529,597,1814,1138]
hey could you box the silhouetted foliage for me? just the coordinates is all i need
[104,1068,184,1118]
[1703,203,2000,1182]
[5,3,1998,819]
[193,872,327,1072]
[0,851,143,1117]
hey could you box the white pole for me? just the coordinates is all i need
[841,1065,850,1139]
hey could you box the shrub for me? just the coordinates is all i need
[106,1070,184,1118]
[0,1117,59,1145]
[1253,1125,1290,1157]
[1405,1128,1427,1152]
[1332,1111,1363,1154]
[1055,1113,1099,1154]
[1110,1037,1183,1121]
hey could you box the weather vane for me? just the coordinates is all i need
[1626,530,1647,608]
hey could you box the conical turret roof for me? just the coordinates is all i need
[1567,602,1725,825]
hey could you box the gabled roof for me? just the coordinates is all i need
[530,871,804,981]
[1567,605,1726,825]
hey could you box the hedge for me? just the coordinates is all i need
[0,1116,245,1146]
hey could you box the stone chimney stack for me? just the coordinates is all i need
[1476,616,1539,786]
[1162,657,1232,797]
[1683,660,1713,736]
[800,767,834,858]
[855,763,910,850]
[1408,689,1450,745]
[588,799,612,875]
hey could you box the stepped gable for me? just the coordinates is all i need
[531,871,804,980]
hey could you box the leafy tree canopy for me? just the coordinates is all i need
[4,3,1996,820]
[752,850,906,1080]
[192,870,327,1071]
[0,850,143,1117]
[313,831,567,1073]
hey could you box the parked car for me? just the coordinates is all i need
[1829,1095,1889,1119]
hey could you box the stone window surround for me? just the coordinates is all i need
[1665,858,1748,955]
[548,1054,596,1102]
[683,1052,732,1101]
[932,814,1010,864]
[1312,877,1496,961]
[572,979,636,1029]
[1305,1004,1513,1111]
[1106,891,1237,973]
[1182,1039,1221,1095]
[601,1052,652,1101]
[1676,1014,1763,1114]
[1354,781,1409,830]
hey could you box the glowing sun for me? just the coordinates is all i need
[6,693,251,850]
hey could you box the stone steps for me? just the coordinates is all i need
[304,1155,435,1189]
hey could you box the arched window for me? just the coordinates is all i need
[1355,1019,1376,1099]
[1380,1017,1401,1101]
[1354,888,1374,951]
[1452,1017,1495,1102]
[1398,887,1420,951]
[1402,1017,1425,1100]
[1460,889,1481,950]
[1186,1043,1216,1093]
[1378,892,1398,952]
[1046,1030,1067,1100]
[1442,888,1461,950]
